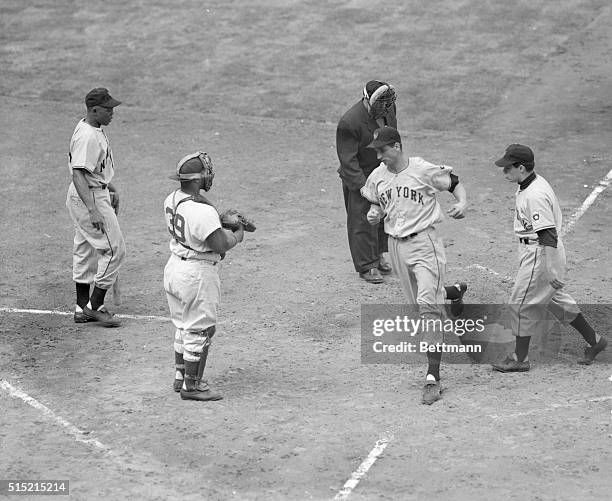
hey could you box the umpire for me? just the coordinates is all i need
[336,80,397,284]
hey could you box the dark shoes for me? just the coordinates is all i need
[82,305,122,328]
[180,383,223,401]
[492,356,530,373]
[378,256,392,275]
[173,378,183,393]
[421,380,442,405]
[74,309,96,323]
[449,282,467,318]
[359,268,384,284]
[577,336,608,365]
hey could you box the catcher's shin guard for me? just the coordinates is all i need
[182,360,200,392]
[196,326,215,388]
[180,327,222,401]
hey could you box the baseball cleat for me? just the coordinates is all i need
[449,282,467,318]
[173,379,183,392]
[377,256,392,275]
[74,309,96,324]
[359,268,384,284]
[577,336,608,365]
[82,305,121,328]
[492,356,530,373]
[180,388,223,401]
[421,380,442,405]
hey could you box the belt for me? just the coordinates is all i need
[519,238,538,245]
[392,232,419,241]
[88,184,108,190]
[176,253,219,265]
[180,256,217,265]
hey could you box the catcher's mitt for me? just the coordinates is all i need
[220,209,256,232]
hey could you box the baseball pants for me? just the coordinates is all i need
[164,254,220,361]
[66,183,126,289]
[388,228,447,344]
[509,240,581,338]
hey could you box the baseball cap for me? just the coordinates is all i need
[367,126,402,148]
[85,88,121,109]
[495,144,534,167]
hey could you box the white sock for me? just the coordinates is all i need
[426,374,437,382]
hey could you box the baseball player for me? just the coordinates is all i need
[361,126,468,405]
[336,81,467,316]
[66,88,125,328]
[491,144,607,371]
[163,151,246,402]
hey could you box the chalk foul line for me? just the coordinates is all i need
[334,433,393,501]
[0,379,111,453]
[0,307,170,322]
[561,168,612,238]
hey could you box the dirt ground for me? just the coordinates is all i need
[1,1,611,500]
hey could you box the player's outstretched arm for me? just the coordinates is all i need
[206,226,244,253]
[446,183,467,219]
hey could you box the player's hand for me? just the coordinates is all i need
[447,203,466,219]
[109,189,120,215]
[366,205,384,225]
[89,207,106,233]
[543,246,565,289]
[549,278,565,290]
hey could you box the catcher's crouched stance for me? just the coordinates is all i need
[163,151,256,401]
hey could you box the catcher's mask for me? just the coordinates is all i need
[170,151,215,191]
[363,81,396,119]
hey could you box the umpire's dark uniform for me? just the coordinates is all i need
[336,100,397,273]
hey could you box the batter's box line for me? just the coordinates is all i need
[488,395,612,420]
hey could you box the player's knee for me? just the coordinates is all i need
[183,349,201,362]
[174,341,184,354]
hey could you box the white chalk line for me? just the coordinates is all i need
[0,379,178,482]
[334,433,393,501]
[0,379,112,453]
[334,394,611,499]
[488,395,612,420]
[561,168,612,238]
[0,307,170,322]
[468,168,612,284]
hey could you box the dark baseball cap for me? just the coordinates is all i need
[367,126,402,148]
[85,88,121,109]
[495,144,534,167]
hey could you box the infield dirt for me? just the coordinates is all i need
[1,2,611,500]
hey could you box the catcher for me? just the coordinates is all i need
[163,150,255,401]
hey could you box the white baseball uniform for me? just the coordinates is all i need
[65,118,125,289]
[361,157,455,336]
[163,190,223,362]
[509,174,580,337]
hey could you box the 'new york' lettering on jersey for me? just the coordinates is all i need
[514,175,561,238]
[68,119,115,187]
[361,157,453,237]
